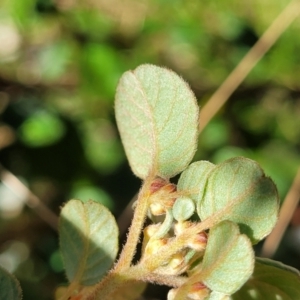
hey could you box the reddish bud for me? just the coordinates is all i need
[190,282,207,292]
[188,232,207,252]
[149,177,168,194]
[188,282,210,299]
[168,283,210,300]
[149,180,177,215]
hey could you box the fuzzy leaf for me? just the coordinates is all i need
[231,258,300,299]
[59,199,118,285]
[0,266,22,300]
[201,221,254,294]
[208,291,230,300]
[173,196,195,221]
[198,157,279,243]
[177,160,215,204]
[115,64,199,179]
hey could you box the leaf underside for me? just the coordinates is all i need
[177,160,215,205]
[201,221,254,295]
[59,199,119,285]
[198,157,279,244]
[115,64,199,179]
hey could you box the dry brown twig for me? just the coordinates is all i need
[199,0,300,133]
[0,165,58,230]
[261,167,300,258]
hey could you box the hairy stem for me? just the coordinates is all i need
[82,177,153,300]
[83,263,187,300]
[84,270,126,300]
[129,264,187,287]
[115,176,153,270]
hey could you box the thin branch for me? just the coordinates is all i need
[261,167,300,258]
[115,177,153,270]
[117,193,138,236]
[199,0,300,132]
[0,165,58,230]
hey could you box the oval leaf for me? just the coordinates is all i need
[177,160,215,202]
[173,196,195,221]
[198,157,279,243]
[201,221,254,294]
[231,258,300,299]
[0,266,22,300]
[59,199,118,285]
[115,64,199,179]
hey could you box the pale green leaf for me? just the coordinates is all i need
[231,258,300,299]
[198,157,279,243]
[0,266,22,300]
[115,64,199,179]
[177,160,215,204]
[208,291,230,300]
[153,209,174,239]
[59,199,118,285]
[201,221,254,294]
[173,196,195,221]
[96,280,147,300]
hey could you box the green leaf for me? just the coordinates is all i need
[201,221,254,294]
[19,112,65,147]
[198,157,279,243]
[231,258,300,299]
[81,43,122,98]
[59,199,118,285]
[115,64,199,179]
[208,291,230,300]
[0,266,22,300]
[173,196,195,221]
[177,160,215,204]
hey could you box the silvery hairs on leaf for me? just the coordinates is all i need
[198,157,279,244]
[201,221,254,295]
[115,64,199,179]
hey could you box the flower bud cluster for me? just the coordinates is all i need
[142,222,208,276]
[142,177,210,298]
[142,224,189,275]
[148,177,177,216]
[174,221,207,252]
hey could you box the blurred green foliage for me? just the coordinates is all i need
[0,0,300,299]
